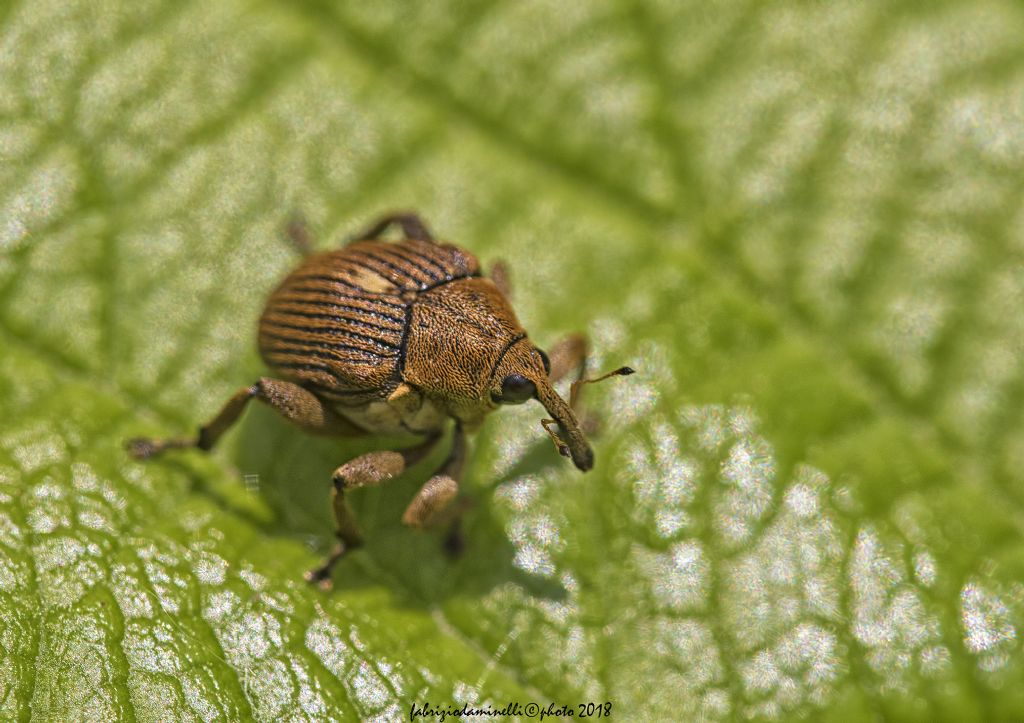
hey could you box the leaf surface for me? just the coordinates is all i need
[1,0,1023,719]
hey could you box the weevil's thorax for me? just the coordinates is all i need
[402,276,526,428]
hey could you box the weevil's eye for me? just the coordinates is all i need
[537,348,551,376]
[492,373,536,405]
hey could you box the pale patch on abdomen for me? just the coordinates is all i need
[336,396,448,436]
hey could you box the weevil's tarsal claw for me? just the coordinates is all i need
[303,567,335,591]
[125,436,194,460]
[305,536,362,590]
[443,520,465,558]
[125,438,160,459]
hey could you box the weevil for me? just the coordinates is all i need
[128,212,633,587]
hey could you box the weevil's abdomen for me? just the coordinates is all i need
[258,239,480,407]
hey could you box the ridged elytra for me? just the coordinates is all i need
[127,212,634,588]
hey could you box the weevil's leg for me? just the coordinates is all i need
[490,260,511,298]
[126,385,257,459]
[284,213,314,256]
[349,211,434,243]
[305,433,442,588]
[254,377,366,437]
[401,424,471,556]
[126,378,363,459]
[546,333,588,388]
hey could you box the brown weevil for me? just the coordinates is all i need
[128,212,633,587]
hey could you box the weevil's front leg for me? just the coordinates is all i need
[401,424,470,556]
[489,260,511,298]
[349,211,434,243]
[126,378,363,459]
[284,213,314,256]
[305,433,441,588]
[546,333,588,389]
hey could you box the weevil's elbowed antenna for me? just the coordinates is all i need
[535,366,635,472]
[569,366,635,408]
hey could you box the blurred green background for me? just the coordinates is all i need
[2,0,1024,720]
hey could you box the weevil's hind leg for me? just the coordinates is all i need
[401,424,471,557]
[126,378,364,459]
[490,260,511,298]
[284,213,314,256]
[305,433,441,588]
[349,211,434,243]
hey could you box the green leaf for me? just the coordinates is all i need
[2,0,1023,719]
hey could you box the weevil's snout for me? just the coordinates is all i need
[570,439,594,471]
[535,380,593,471]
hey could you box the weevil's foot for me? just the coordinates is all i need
[305,541,358,589]
[442,523,465,559]
[303,565,335,591]
[126,435,197,459]
[284,213,313,256]
[126,437,161,460]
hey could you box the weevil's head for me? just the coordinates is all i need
[489,337,594,471]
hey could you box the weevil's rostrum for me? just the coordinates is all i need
[128,212,633,587]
